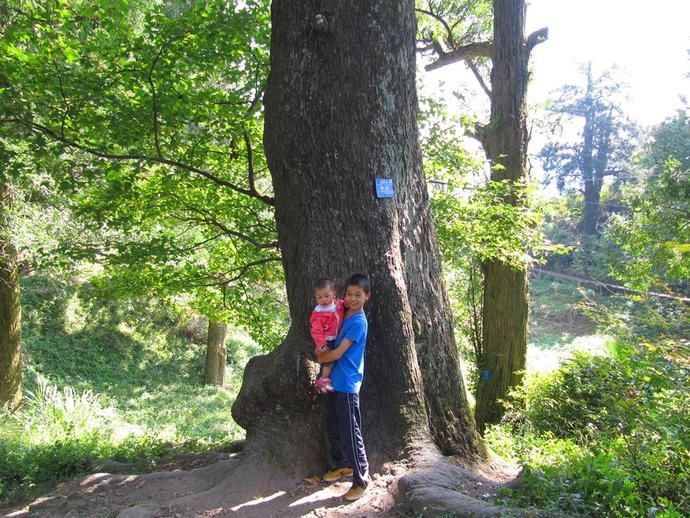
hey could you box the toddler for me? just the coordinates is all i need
[310,279,344,393]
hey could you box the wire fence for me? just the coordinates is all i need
[532,268,690,303]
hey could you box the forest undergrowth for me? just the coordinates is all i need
[0,275,253,504]
[486,278,690,517]
[2,274,688,517]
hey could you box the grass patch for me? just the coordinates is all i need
[528,276,608,372]
[1,275,259,504]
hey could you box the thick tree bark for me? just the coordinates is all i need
[204,321,227,386]
[232,0,483,477]
[0,183,21,409]
[474,0,531,433]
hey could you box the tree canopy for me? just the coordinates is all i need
[1,0,289,346]
[607,109,690,290]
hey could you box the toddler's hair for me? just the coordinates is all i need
[314,278,336,291]
[345,273,370,295]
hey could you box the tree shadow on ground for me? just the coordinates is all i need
[1,440,569,518]
[20,275,208,397]
[3,453,403,517]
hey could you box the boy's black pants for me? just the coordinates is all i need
[325,391,369,486]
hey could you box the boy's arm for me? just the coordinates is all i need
[316,338,353,363]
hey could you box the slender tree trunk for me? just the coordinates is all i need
[204,321,227,386]
[581,72,598,237]
[474,0,531,434]
[582,177,601,237]
[583,109,612,237]
[232,0,483,476]
[0,183,21,409]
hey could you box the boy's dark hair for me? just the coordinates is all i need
[345,273,371,294]
[315,278,335,291]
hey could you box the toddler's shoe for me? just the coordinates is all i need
[320,377,334,393]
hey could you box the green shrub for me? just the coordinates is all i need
[504,352,635,441]
[489,338,690,516]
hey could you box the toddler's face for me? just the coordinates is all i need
[315,287,335,306]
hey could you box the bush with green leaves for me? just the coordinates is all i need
[502,351,634,441]
[488,338,689,516]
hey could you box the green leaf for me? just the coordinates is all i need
[5,45,35,63]
[665,242,690,254]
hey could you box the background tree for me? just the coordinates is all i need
[541,64,637,237]
[1,0,283,385]
[607,109,690,291]
[0,174,21,408]
[420,0,548,432]
[418,96,546,392]
[418,93,486,390]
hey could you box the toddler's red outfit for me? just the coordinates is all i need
[310,299,345,393]
[310,299,345,351]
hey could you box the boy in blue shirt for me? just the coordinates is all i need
[315,273,372,501]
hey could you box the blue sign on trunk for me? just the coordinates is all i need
[375,177,394,198]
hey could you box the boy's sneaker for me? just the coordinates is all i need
[322,467,353,482]
[344,482,369,501]
[315,377,334,393]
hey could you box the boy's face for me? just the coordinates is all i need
[345,285,370,312]
[315,287,335,306]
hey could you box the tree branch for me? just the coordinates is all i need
[222,257,282,285]
[243,127,259,197]
[526,27,549,54]
[416,7,456,49]
[2,117,275,206]
[425,41,493,71]
[167,232,227,255]
[466,59,491,99]
[468,121,488,149]
[53,61,69,139]
[147,45,166,159]
[171,210,279,250]
[189,256,282,288]
[244,49,266,118]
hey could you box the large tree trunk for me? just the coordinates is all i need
[474,0,531,434]
[204,321,227,386]
[0,183,21,409]
[232,0,483,477]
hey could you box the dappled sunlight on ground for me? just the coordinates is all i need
[527,334,610,373]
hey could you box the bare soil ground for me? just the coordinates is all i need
[1,443,538,518]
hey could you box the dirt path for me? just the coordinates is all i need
[1,443,532,517]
